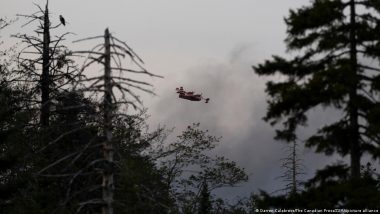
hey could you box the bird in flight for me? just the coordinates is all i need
[59,15,66,26]
[176,87,210,103]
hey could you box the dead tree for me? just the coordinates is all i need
[34,26,161,213]
[13,0,77,127]
[41,1,51,127]
[67,28,161,214]
[278,140,305,195]
[103,27,114,214]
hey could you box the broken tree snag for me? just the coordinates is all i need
[72,27,161,213]
[102,28,114,214]
[41,2,51,127]
[15,1,77,128]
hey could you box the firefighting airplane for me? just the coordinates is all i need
[176,87,210,103]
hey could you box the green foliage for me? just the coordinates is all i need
[151,123,248,213]
[254,0,380,174]
[0,83,172,213]
[198,181,211,214]
[113,114,173,214]
[254,162,380,210]
[0,83,33,213]
[285,0,345,37]
[253,0,380,209]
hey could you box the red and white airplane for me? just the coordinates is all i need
[176,86,210,103]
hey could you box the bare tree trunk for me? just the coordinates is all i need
[291,141,297,194]
[349,0,361,179]
[71,27,157,212]
[102,28,114,214]
[40,1,50,127]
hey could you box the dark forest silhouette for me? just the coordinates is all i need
[1,0,380,213]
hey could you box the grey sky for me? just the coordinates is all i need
[1,0,349,200]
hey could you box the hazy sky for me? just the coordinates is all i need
[1,0,349,200]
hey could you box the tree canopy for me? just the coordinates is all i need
[253,0,380,208]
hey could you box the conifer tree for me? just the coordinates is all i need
[254,0,380,179]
